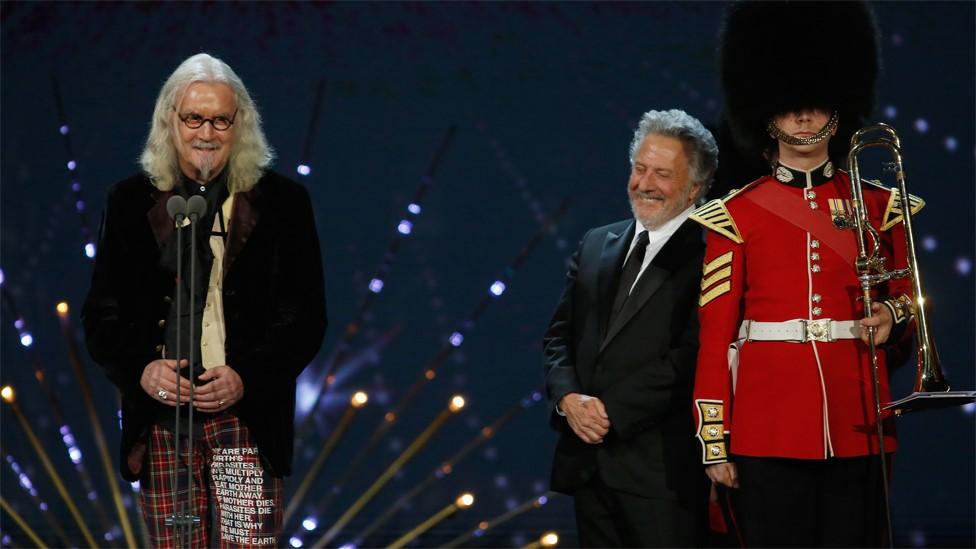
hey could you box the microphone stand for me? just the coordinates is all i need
[164,195,207,547]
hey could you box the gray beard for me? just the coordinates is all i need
[197,155,214,182]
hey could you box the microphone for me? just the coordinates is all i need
[166,195,188,222]
[186,195,207,221]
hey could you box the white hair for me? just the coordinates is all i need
[139,53,274,193]
[629,109,719,198]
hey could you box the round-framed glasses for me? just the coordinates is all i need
[177,109,238,131]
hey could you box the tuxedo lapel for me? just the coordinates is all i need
[223,188,260,273]
[596,221,635,342]
[600,221,697,352]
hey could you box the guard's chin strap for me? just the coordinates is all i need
[767,110,839,146]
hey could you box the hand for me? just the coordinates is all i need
[705,462,739,488]
[860,302,893,345]
[560,393,610,444]
[192,365,244,412]
[141,359,193,406]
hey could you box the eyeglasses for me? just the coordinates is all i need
[176,109,238,131]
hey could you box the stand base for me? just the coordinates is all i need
[884,390,976,416]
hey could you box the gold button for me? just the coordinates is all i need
[806,191,817,199]
[812,307,823,316]
[811,252,820,261]
[202,341,208,347]
[155,344,163,352]
[158,319,166,327]
[204,322,210,328]
[811,264,821,273]
[812,293,822,303]
[811,240,820,249]
[809,201,818,210]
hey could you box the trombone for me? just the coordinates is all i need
[847,123,975,548]
[847,123,973,415]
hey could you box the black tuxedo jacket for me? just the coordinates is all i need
[544,218,706,501]
[82,171,326,481]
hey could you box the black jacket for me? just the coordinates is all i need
[543,218,706,501]
[82,170,327,481]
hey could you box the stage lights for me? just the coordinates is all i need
[368,278,384,293]
[449,332,464,347]
[490,280,506,296]
[351,391,368,408]
[397,220,413,235]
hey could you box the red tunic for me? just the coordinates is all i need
[691,163,920,463]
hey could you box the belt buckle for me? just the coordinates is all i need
[805,318,832,342]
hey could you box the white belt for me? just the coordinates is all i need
[739,319,862,343]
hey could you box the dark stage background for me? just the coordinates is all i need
[2,2,973,548]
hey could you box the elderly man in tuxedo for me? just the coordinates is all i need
[544,108,716,547]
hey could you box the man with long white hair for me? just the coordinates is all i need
[83,53,327,547]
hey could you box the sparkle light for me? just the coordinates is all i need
[20,333,33,347]
[69,447,83,464]
[397,220,413,235]
[57,301,69,316]
[944,136,958,152]
[85,243,96,258]
[449,332,464,347]
[489,280,506,296]
[67,160,77,171]
[76,200,85,212]
[537,495,549,505]
[921,235,937,252]
[296,164,311,176]
[289,536,303,548]
[14,319,24,330]
[1,386,14,402]
[456,493,475,508]
[913,118,929,134]
[541,532,560,547]
[302,517,318,531]
[956,257,972,276]
[71,182,81,192]
[0,269,4,285]
[884,106,897,120]
[368,278,384,293]
[407,203,421,214]
[450,395,466,412]
[351,391,368,408]
[962,402,975,415]
[59,125,69,135]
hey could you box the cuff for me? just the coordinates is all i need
[696,399,728,464]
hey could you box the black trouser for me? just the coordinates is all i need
[573,474,705,548]
[731,455,889,548]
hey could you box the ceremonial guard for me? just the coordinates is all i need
[691,2,921,546]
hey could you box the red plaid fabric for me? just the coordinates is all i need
[140,414,283,548]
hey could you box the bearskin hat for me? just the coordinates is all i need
[719,1,881,165]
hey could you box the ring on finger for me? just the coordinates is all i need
[157,389,168,400]
[219,400,225,406]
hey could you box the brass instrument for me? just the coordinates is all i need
[847,123,949,404]
[848,123,975,549]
